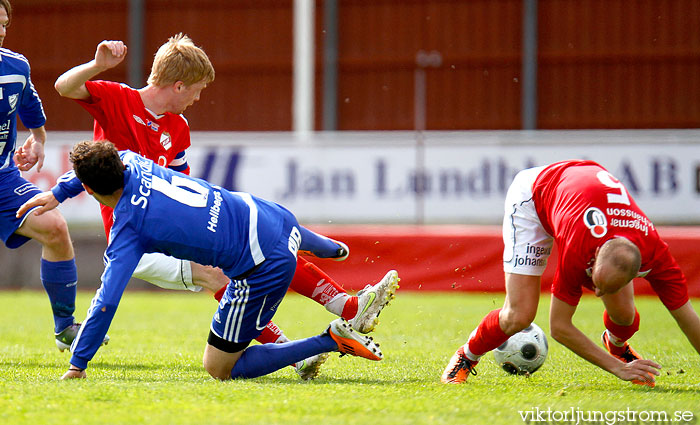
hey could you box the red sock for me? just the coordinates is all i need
[256,321,286,344]
[340,297,359,321]
[290,257,347,306]
[603,309,640,344]
[466,309,510,358]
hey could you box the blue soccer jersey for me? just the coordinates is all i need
[0,47,46,172]
[52,150,294,369]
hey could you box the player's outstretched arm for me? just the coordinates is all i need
[669,301,700,356]
[16,191,60,218]
[54,40,127,99]
[549,295,660,385]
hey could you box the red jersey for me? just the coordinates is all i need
[75,80,192,236]
[532,160,687,310]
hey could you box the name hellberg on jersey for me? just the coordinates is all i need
[207,191,223,233]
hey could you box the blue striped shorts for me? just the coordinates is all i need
[0,169,43,248]
[210,219,299,344]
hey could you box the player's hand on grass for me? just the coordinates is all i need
[61,367,86,380]
[615,358,660,386]
[95,40,127,71]
[16,191,59,218]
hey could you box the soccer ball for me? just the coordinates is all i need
[493,322,548,375]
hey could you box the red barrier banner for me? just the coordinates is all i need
[306,225,700,299]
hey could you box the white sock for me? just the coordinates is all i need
[324,293,351,316]
[275,333,291,344]
[605,330,626,347]
[464,345,481,362]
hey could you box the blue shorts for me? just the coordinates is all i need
[0,169,42,248]
[210,214,299,345]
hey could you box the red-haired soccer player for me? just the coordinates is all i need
[20,141,386,380]
[54,37,398,379]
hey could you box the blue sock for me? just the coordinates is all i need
[230,334,337,379]
[299,226,343,258]
[40,259,77,333]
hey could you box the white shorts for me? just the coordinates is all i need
[132,253,201,292]
[502,166,553,276]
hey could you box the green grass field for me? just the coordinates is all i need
[0,290,698,425]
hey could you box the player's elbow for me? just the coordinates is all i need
[54,77,82,99]
[549,321,572,344]
[54,78,68,96]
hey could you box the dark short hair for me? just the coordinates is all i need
[0,0,11,25]
[69,141,124,195]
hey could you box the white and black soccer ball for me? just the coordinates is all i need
[493,322,548,375]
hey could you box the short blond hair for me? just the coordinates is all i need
[594,237,642,293]
[147,33,215,87]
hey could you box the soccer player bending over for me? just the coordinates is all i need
[18,141,393,380]
[441,160,700,387]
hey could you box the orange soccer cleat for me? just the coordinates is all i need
[328,318,383,361]
[441,346,478,384]
[602,331,655,388]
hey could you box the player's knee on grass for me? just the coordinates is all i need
[203,331,248,380]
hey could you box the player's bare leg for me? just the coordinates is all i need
[203,344,244,380]
[16,209,74,261]
[499,273,541,335]
[601,282,636,324]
